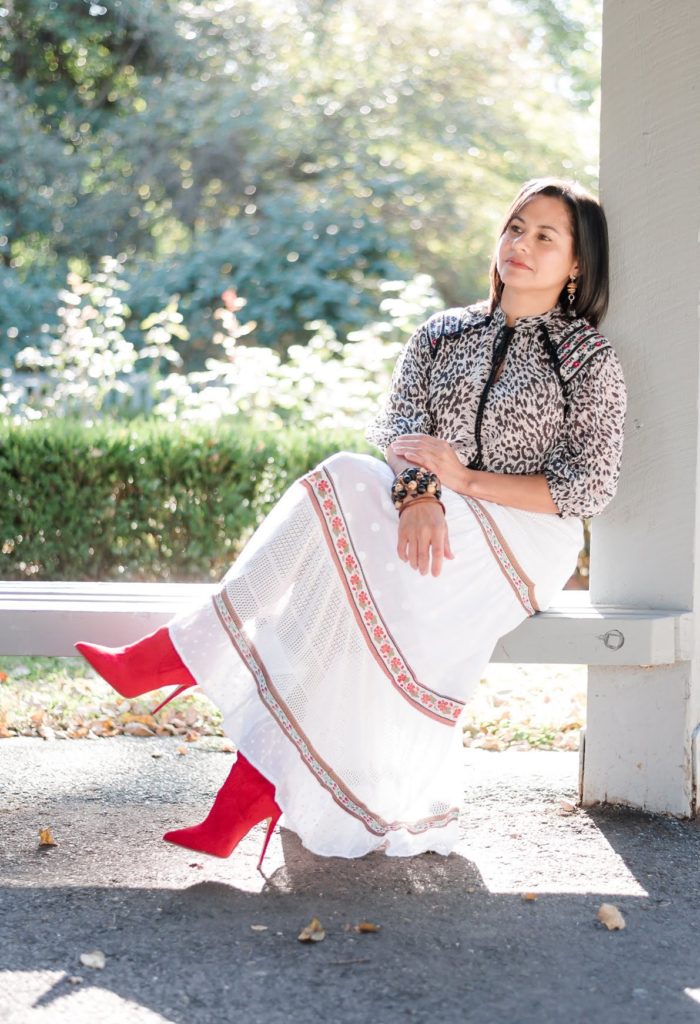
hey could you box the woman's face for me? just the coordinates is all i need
[496,194,579,307]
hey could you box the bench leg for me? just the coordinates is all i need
[579,663,699,817]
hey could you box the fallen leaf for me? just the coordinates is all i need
[521,892,538,902]
[0,671,8,683]
[30,710,45,727]
[79,950,106,970]
[89,718,114,734]
[38,827,57,847]
[597,903,626,930]
[298,917,325,943]
[220,738,236,753]
[354,922,381,933]
[184,730,200,743]
[558,799,577,814]
[176,745,188,756]
[123,722,155,737]
[480,735,503,751]
[188,862,204,869]
[155,724,178,736]
[121,712,157,727]
[251,925,269,932]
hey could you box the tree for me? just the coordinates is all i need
[0,0,603,363]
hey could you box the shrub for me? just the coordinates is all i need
[1,269,441,429]
[0,419,370,581]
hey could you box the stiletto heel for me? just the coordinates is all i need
[75,626,197,712]
[149,683,194,716]
[257,809,282,873]
[164,754,281,868]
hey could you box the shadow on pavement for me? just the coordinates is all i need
[3,739,700,1022]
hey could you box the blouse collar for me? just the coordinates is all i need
[491,304,567,332]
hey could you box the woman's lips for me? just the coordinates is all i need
[507,258,531,270]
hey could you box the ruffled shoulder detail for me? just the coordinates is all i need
[425,304,490,354]
[556,320,612,384]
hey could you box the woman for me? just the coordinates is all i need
[76,178,626,868]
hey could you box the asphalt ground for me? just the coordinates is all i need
[2,737,700,1024]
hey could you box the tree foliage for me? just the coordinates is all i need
[0,0,602,364]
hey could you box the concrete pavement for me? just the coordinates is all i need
[2,737,700,1023]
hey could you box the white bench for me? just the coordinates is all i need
[1,580,695,815]
[0,581,689,665]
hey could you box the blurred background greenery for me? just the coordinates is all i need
[1,0,601,367]
[0,0,600,583]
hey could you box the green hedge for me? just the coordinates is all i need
[0,419,370,581]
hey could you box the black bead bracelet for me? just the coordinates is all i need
[391,467,442,510]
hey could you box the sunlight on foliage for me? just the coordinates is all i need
[1,268,441,429]
[2,258,184,420]
[0,0,602,356]
[153,274,441,428]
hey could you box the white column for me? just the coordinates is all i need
[584,0,700,814]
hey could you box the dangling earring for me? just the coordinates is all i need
[566,275,577,315]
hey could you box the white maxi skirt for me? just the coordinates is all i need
[169,452,582,859]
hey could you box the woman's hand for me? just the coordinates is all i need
[390,435,471,493]
[397,499,454,577]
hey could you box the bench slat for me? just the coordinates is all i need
[0,582,691,666]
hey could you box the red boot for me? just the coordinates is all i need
[74,626,197,714]
[163,754,282,871]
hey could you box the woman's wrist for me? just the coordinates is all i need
[398,494,446,517]
[455,466,559,513]
[457,465,478,497]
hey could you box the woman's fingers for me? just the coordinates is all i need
[392,437,466,493]
[393,446,434,471]
[418,534,431,576]
[397,505,451,576]
[407,531,430,574]
[444,529,455,561]
[430,542,444,577]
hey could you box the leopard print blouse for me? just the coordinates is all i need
[366,302,627,519]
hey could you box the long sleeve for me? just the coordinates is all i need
[543,349,627,518]
[365,319,434,449]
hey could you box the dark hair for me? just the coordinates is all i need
[488,178,609,328]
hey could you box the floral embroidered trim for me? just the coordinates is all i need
[462,496,539,616]
[212,589,459,839]
[302,467,465,726]
[557,324,610,383]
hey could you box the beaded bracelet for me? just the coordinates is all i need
[398,495,446,518]
[391,466,442,511]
